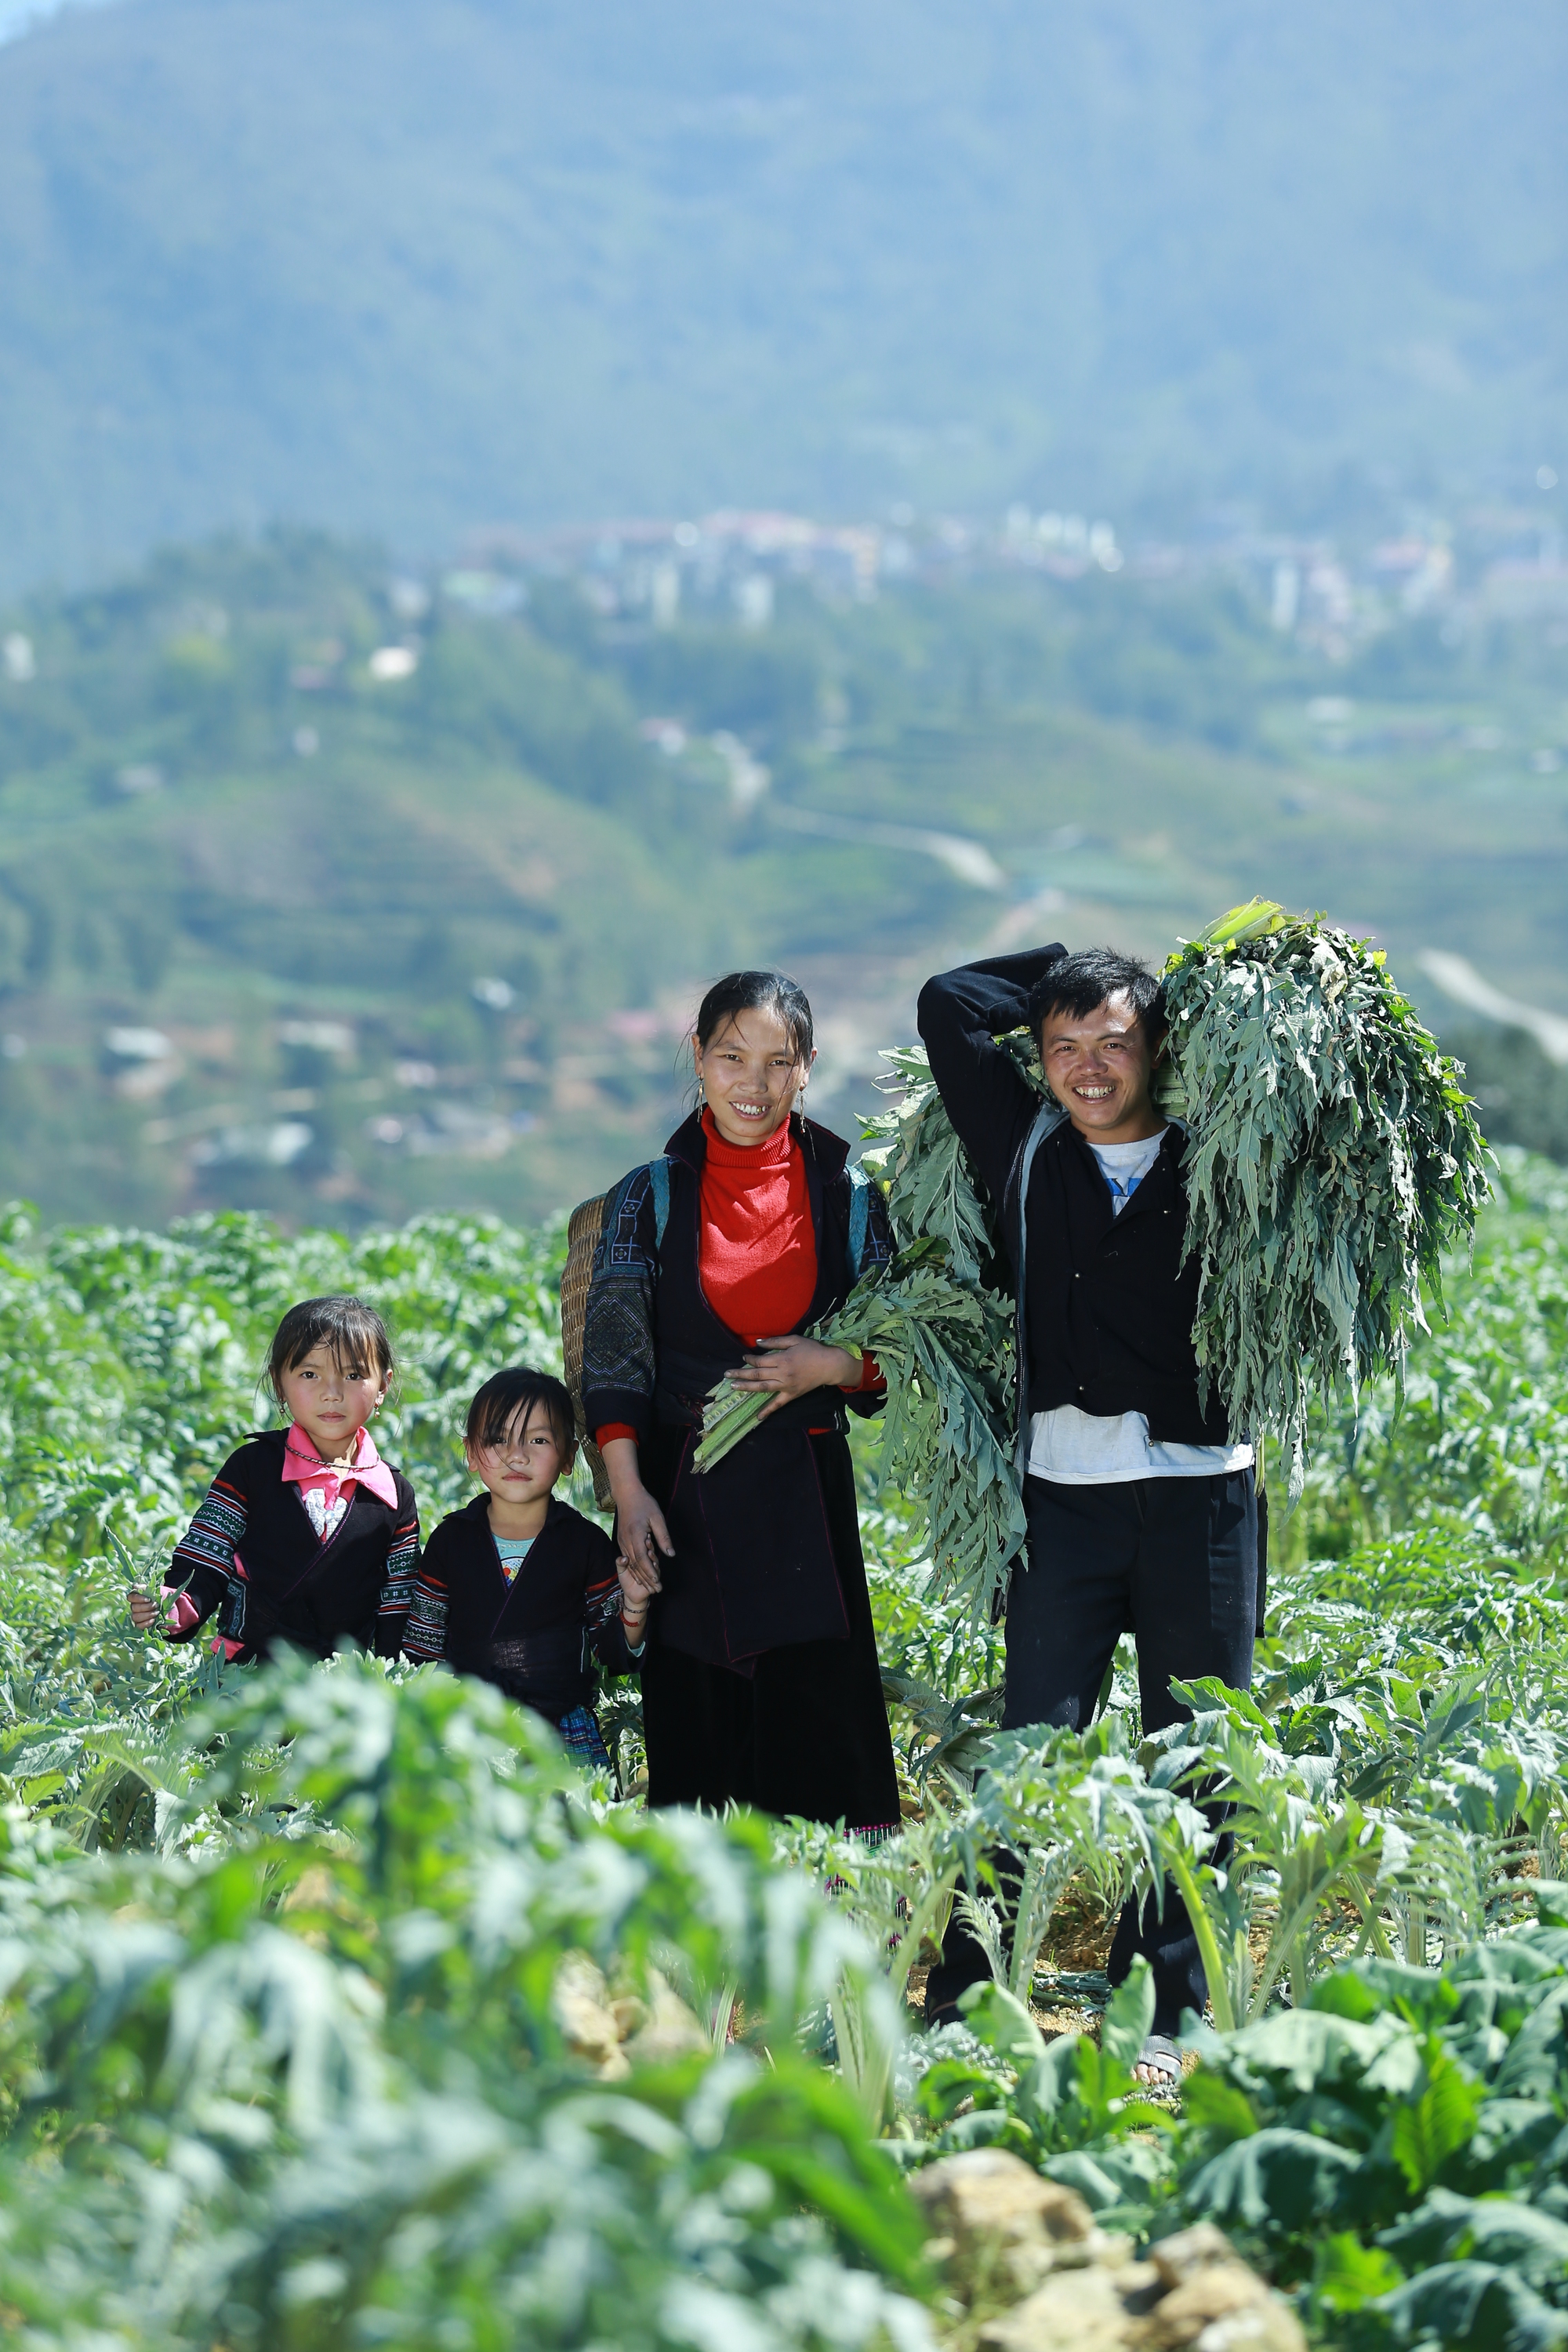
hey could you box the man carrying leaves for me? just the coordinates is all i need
[917,944,1261,2087]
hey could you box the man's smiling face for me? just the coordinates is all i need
[1038,990,1164,1144]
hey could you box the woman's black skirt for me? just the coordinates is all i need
[639,1431,901,1831]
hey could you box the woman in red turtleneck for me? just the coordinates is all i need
[580,970,901,1833]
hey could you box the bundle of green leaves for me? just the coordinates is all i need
[825,1247,1025,1617]
[860,1044,1016,1291]
[833,1041,1033,1621]
[1160,899,1492,1493]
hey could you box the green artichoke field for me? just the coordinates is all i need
[0,1154,1566,2347]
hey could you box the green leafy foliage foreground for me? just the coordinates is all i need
[3,1182,1568,2346]
[0,1656,928,2350]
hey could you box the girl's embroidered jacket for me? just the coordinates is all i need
[401,1494,641,1722]
[166,1429,419,1662]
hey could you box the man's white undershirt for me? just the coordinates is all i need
[1027,1127,1254,1486]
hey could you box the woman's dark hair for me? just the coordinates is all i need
[1027,947,1166,1053]
[264,1295,394,1407]
[465,1365,576,1465]
[694,969,814,1064]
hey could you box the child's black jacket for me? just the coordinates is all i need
[403,1494,639,1722]
[166,1430,419,1661]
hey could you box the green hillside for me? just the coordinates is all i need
[0,0,1563,589]
[1,528,1564,1227]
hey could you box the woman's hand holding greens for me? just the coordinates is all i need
[727,1334,863,1421]
[600,1434,672,1595]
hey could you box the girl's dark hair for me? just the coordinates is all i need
[264,1295,394,1407]
[466,1365,576,1464]
[694,969,814,1064]
[1027,947,1167,1053]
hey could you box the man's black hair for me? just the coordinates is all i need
[465,1364,576,1463]
[1027,947,1166,1050]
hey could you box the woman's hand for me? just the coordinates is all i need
[600,1436,672,1597]
[128,1588,162,1632]
[727,1334,864,1421]
[615,1497,670,1599]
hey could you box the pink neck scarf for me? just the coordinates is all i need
[280,1422,398,1511]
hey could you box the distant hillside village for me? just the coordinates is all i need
[0,500,1565,1231]
[445,489,1568,662]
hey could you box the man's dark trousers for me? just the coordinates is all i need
[927,1468,1259,2037]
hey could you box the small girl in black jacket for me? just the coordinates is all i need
[129,1294,419,1662]
[402,1365,644,1766]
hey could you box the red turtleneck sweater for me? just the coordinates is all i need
[594,1112,877,1449]
[699,1109,815,1342]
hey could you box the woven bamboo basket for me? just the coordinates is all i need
[561,1191,614,1510]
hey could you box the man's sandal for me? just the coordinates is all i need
[1131,2033,1182,2088]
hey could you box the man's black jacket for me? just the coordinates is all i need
[916,947,1233,1448]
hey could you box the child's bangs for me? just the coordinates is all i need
[266,1295,395,1400]
[472,1390,530,1450]
[466,1367,575,1458]
[281,1305,387,1377]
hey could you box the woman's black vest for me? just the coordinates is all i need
[644,1113,868,1672]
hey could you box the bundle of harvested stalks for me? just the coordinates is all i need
[858,1043,1009,1285]
[691,1376,770,1472]
[1159,898,1492,1494]
[823,1244,1025,1604]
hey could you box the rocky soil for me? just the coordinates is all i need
[911,2147,1308,2352]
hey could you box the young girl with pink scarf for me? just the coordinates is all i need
[129,1294,419,1663]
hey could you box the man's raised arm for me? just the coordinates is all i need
[916,944,1067,1214]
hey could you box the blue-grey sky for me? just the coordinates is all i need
[0,0,98,39]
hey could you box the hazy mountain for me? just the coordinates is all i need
[0,0,1563,590]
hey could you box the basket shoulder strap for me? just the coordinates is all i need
[846,1162,873,1272]
[650,1155,673,1253]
